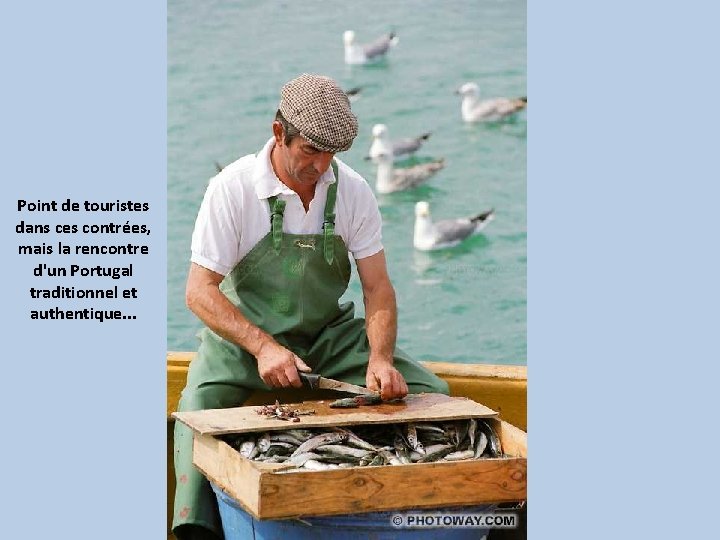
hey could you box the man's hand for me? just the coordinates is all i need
[366,358,409,401]
[256,341,311,388]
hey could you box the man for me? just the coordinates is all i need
[173,73,449,540]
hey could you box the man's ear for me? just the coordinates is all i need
[272,121,284,146]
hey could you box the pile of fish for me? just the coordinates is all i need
[223,418,503,471]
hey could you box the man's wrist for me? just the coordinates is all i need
[368,353,394,365]
[248,330,275,358]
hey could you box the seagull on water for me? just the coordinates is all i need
[414,201,495,251]
[375,153,444,194]
[344,86,363,103]
[455,82,527,122]
[367,124,432,162]
[343,30,399,65]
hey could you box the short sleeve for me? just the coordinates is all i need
[190,177,242,276]
[345,179,383,260]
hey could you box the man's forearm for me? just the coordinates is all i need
[363,281,398,362]
[187,281,273,357]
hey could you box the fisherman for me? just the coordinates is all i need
[173,73,449,540]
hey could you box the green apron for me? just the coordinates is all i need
[173,161,449,539]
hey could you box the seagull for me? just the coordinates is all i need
[375,152,444,194]
[343,30,399,65]
[367,124,432,162]
[455,82,527,122]
[414,201,495,251]
[344,86,363,102]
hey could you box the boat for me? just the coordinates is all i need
[166,351,527,539]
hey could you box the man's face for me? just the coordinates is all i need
[274,123,335,186]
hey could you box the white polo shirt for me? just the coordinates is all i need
[191,137,383,276]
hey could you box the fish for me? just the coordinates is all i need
[259,455,288,463]
[302,459,339,470]
[329,397,360,408]
[477,420,503,457]
[288,452,322,467]
[417,444,455,463]
[239,440,258,459]
[404,423,425,454]
[415,424,446,435]
[368,454,385,466]
[269,432,305,446]
[455,421,469,447]
[468,419,477,449]
[264,443,293,457]
[377,447,402,466]
[333,428,378,452]
[393,435,412,464]
[284,429,314,440]
[444,450,475,461]
[257,433,272,453]
[329,394,383,408]
[473,431,489,459]
[291,431,348,457]
[315,444,371,460]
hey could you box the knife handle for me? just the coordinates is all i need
[299,373,320,389]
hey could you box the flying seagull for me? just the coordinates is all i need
[343,30,399,65]
[455,82,527,122]
[375,153,444,194]
[414,201,495,251]
[367,123,432,162]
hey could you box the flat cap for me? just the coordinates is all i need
[279,74,358,153]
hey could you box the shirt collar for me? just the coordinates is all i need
[253,137,336,200]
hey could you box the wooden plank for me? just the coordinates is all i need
[174,393,498,436]
[192,433,262,516]
[497,419,528,458]
[426,361,527,380]
[165,352,527,431]
[255,456,526,518]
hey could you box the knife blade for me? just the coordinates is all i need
[299,373,378,396]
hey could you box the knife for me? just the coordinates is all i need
[299,373,379,396]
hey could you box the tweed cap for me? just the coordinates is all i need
[279,74,358,153]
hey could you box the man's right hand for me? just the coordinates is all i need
[255,340,312,388]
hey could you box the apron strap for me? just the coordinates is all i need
[323,161,339,265]
[268,195,286,253]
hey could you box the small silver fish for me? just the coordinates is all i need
[239,440,259,459]
[393,435,412,464]
[291,431,348,457]
[334,428,378,452]
[288,452,322,467]
[269,433,304,445]
[415,423,446,435]
[473,431,488,459]
[377,447,402,466]
[302,459,337,470]
[368,454,385,466]
[478,420,502,457]
[315,444,371,460]
[444,450,474,461]
[257,433,272,453]
[418,444,455,463]
[405,423,425,454]
[468,419,477,449]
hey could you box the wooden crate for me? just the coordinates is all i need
[173,393,527,519]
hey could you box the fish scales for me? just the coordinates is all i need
[291,431,348,457]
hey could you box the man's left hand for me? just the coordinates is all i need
[366,358,409,401]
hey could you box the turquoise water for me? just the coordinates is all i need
[168,0,526,365]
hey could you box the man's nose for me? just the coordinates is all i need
[313,152,334,173]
